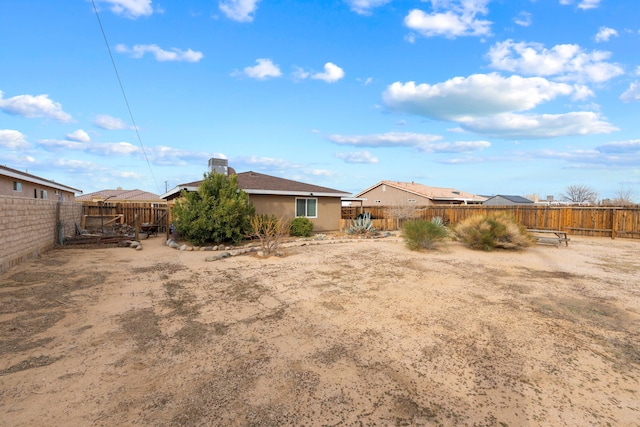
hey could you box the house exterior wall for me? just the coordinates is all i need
[0,196,84,273]
[249,194,342,231]
[0,175,76,201]
[359,185,433,207]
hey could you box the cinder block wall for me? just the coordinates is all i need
[0,196,83,273]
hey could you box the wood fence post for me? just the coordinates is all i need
[611,208,616,239]
[134,214,139,241]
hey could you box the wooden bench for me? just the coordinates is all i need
[528,229,570,247]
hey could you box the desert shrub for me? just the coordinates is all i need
[171,172,255,246]
[453,214,533,251]
[290,217,314,237]
[348,212,376,236]
[403,217,449,250]
[249,214,290,256]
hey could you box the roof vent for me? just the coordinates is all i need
[208,158,228,175]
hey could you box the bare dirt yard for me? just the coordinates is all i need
[1,234,639,426]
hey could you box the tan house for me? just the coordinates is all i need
[0,164,81,201]
[161,160,350,232]
[77,189,165,205]
[354,180,486,207]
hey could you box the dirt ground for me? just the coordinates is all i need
[1,234,639,426]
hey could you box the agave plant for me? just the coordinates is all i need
[348,212,376,235]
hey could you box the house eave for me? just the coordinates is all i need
[244,189,351,198]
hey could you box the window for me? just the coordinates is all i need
[13,181,22,192]
[296,198,317,218]
[41,190,48,199]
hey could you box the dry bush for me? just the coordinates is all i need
[454,214,533,251]
[249,214,290,257]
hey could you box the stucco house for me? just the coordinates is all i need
[0,164,81,201]
[161,159,350,232]
[483,195,535,206]
[353,180,486,207]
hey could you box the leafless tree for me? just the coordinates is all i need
[611,185,636,206]
[559,184,598,205]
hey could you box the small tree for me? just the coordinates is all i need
[249,214,290,256]
[171,172,255,246]
[560,184,598,205]
[611,185,635,206]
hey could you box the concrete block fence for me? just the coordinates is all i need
[0,196,83,273]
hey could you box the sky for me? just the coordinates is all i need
[1,0,639,202]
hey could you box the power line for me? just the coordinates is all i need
[91,0,160,193]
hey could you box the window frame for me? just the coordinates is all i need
[295,197,318,218]
[13,181,22,192]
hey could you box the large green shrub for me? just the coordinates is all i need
[171,172,255,246]
[290,217,314,237]
[453,214,533,251]
[403,218,449,250]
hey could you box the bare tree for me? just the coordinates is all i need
[560,184,598,205]
[611,185,636,206]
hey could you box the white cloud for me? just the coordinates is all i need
[335,151,379,164]
[418,140,491,153]
[148,146,213,165]
[457,111,617,138]
[0,90,72,122]
[0,129,29,150]
[560,0,601,10]
[66,129,90,143]
[620,82,640,102]
[98,0,153,18]
[88,142,140,156]
[235,155,295,169]
[292,66,311,81]
[328,132,490,153]
[513,11,532,27]
[345,0,391,15]
[115,44,203,62]
[311,63,345,83]
[383,74,580,121]
[404,0,492,39]
[93,114,131,130]
[487,40,624,83]
[238,58,282,80]
[328,131,443,148]
[595,26,618,43]
[219,0,261,22]
[38,139,87,151]
[596,139,640,154]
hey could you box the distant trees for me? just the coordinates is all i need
[560,184,598,205]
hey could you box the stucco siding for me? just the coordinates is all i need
[249,194,342,231]
[359,185,433,207]
[0,176,76,201]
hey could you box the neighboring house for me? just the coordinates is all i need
[0,164,81,201]
[354,180,486,207]
[77,189,165,205]
[161,159,350,232]
[483,195,535,206]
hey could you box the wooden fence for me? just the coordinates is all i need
[341,205,640,239]
[81,202,168,233]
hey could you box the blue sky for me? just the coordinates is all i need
[1,0,639,201]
